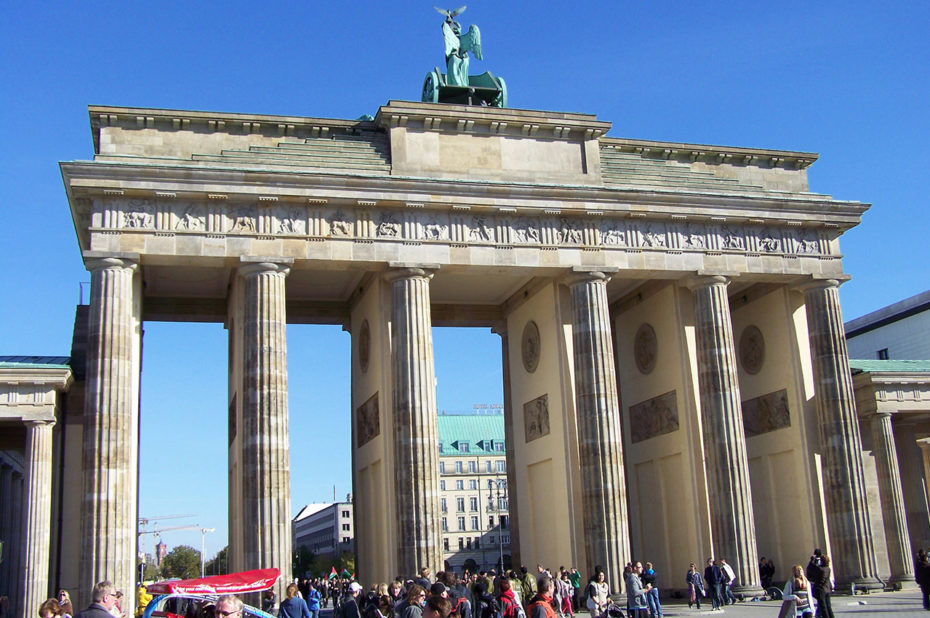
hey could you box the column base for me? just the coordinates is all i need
[731,584,765,599]
[837,576,886,593]
[887,574,918,590]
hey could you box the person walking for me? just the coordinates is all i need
[685,563,704,610]
[719,560,737,605]
[279,584,311,618]
[625,563,650,618]
[703,560,722,611]
[306,582,322,618]
[641,563,662,618]
[916,551,930,611]
[782,566,813,618]
[584,569,608,618]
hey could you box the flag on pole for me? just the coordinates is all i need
[328,566,337,580]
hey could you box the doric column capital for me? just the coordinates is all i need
[238,257,292,278]
[384,262,439,283]
[25,419,56,429]
[562,266,616,287]
[82,251,139,274]
[683,273,732,291]
[794,275,851,294]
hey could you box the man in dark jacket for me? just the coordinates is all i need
[75,582,119,618]
[703,560,723,611]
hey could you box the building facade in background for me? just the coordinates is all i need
[846,289,930,360]
[437,410,511,573]
[292,499,355,564]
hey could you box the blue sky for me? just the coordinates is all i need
[2,1,928,559]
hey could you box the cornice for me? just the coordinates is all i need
[601,137,818,171]
[88,104,377,154]
[374,100,611,141]
[60,159,869,228]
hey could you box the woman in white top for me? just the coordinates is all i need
[782,565,813,618]
[585,568,609,618]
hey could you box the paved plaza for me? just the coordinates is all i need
[656,591,927,618]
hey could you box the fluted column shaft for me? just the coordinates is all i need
[493,325,521,566]
[18,420,56,618]
[0,464,12,600]
[802,280,880,588]
[80,257,138,612]
[689,275,761,593]
[567,271,630,592]
[870,413,913,583]
[388,267,443,577]
[239,261,292,601]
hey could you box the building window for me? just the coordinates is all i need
[342,537,350,543]
[342,523,350,531]
[469,479,477,490]
[486,461,492,473]
[500,515,509,529]
[488,516,494,529]
[458,517,465,531]
[471,516,479,530]
[501,534,510,544]
[441,498,447,513]
[440,462,445,473]
[470,497,478,511]
[455,461,463,473]
[475,538,480,549]
[457,497,465,512]
[460,442,470,453]
[458,537,464,550]
[442,517,448,532]
[498,497,507,511]
[487,479,494,490]
[468,461,477,473]
[444,538,450,551]
[440,480,446,490]
[494,440,505,452]
[878,348,890,360]
[496,460,506,472]
[466,537,472,549]
[456,480,464,490]
[439,441,444,453]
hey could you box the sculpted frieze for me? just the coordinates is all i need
[93,197,833,260]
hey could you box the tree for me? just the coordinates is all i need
[161,545,201,580]
[205,546,229,576]
[293,546,316,579]
[334,552,355,577]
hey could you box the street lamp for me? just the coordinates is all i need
[201,528,216,577]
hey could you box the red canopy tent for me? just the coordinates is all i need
[147,568,280,595]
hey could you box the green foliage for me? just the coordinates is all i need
[142,563,160,581]
[293,546,316,578]
[160,545,201,580]
[205,546,229,576]
[334,552,355,577]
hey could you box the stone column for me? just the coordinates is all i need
[18,420,56,618]
[0,463,12,600]
[492,324,521,567]
[801,279,881,589]
[896,429,930,554]
[869,412,914,585]
[566,269,631,592]
[10,473,23,612]
[386,266,443,577]
[238,260,292,602]
[688,275,761,594]
[80,256,139,610]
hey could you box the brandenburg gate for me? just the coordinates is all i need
[9,94,930,616]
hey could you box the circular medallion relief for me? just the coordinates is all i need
[358,319,371,373]
[739,325,765,375]
[634,323,658,374]
[521,321,541,373]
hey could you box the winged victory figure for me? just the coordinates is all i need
[435,5,482,86]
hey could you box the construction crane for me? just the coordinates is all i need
[138,524,201,567]
[138,513,196,527]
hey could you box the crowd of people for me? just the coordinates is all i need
[38,547,930,618]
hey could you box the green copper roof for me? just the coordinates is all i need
[0,356,71,369]
[849,359,930,373]
[437,413,505,457]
